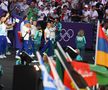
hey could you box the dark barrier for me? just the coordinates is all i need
[12,65,43,90]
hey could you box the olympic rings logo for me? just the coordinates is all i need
[59,29,74,42]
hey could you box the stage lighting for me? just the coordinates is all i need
[19,51,33,65]
[65,46,78,59]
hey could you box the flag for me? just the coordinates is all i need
[56,54,64,81]
[90,64,108,85]
[95,21,108,67]
[55,42,89,90]
[63,70,76,90]
[17,31,22,43]
[48,57,69,90]
[71,61,97,87]
[36,52,57,90]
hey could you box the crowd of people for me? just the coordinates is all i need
[1,0,108,23]
[0,0,108,59]
[1,0,108,89]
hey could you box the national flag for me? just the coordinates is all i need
[56,54,64,81]
[17,31,22,43]
[36,52,57,90]
[90,64,108,85]
[55,42,89,90]
[48,56,69,90]
[95,21,108,67]
[71,61,97,87]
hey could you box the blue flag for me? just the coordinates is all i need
[36,52,57,90]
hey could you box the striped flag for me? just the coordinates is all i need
[36,52,57,90]
[47,56,69,90]
[90,64,108,85]
[55,42,90,90]
[95,21,108,67]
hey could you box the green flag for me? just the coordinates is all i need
[90,65,108,85]
[56,53,64,81]
[55,42,89,90]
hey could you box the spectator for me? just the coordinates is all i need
[0,0,8,12]
[27,1,39,21]
[20,0,29,17]
[90,5,99,24]
[82,5,91,22]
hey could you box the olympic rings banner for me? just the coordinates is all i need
[59,22,94,49]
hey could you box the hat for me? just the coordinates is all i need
[84,5,88,8]
[24,20,30,25]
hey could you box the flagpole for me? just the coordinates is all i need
[55,49,80,90]
[94,20,100,65]
[56,42,90,90]
[47,57,65,90]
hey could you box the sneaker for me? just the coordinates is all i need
[2,55,6,58]
[30,54,35,58]
[0,55,3,59]
[16,50,19,55]
[6,51,11,55]
[15,55,21,59]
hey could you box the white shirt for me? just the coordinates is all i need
[89,1,97,6]
[38,1,43,7]
[21,26,30,40]
[82,10,91,22]
[0,1,8,11]
[50,27,56,41]
[44,27,56,41]
[90,10,98,20]
[38,10,46,21]
[20,21,24,32]
[31,25,37,36]
[105,9,108,19]
[0,23,7,36]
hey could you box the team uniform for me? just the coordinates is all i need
[21,21,32,56]
[34,29,42,52]
[41,27,55,56]
[0,23,7,58]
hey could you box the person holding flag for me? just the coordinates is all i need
[0,12,14,59]
[36,51,57,90]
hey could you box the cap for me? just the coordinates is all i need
[84,5,88,8]
[24,20,30,25]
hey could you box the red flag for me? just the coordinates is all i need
[17,31,23,43]
[64,70,76,90]
[71,61,97,87]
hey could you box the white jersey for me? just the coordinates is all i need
[31,25,37,36]
[21,26,30,40]
[20,21,25,32]
[44,27,56,41]
[0,23,7,36]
